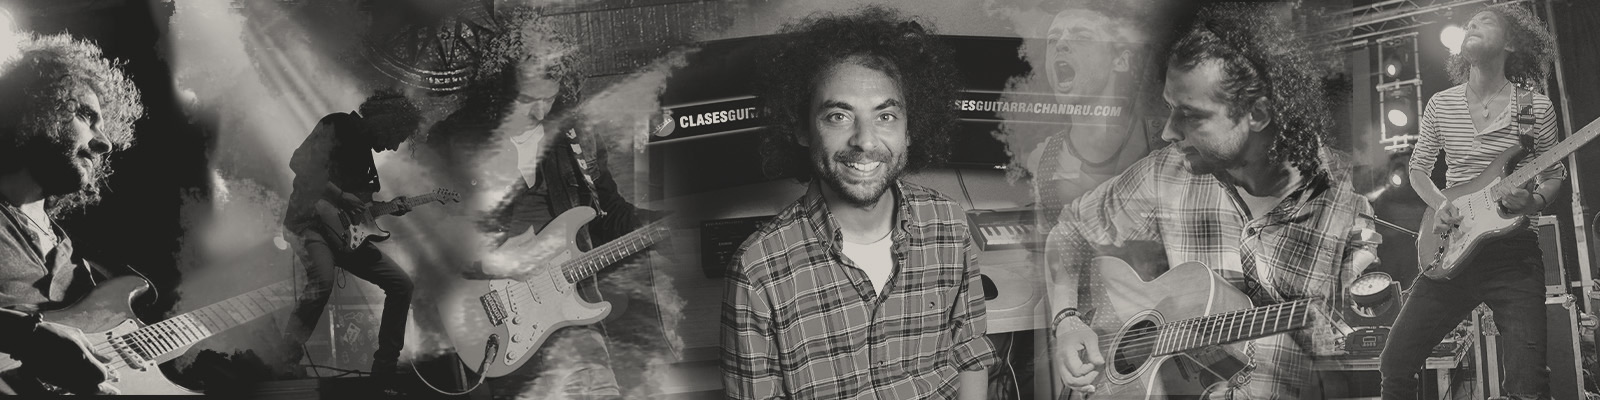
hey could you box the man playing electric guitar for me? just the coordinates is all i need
[0,33,143,395]
[467,54,664,398]
[280,92,423,384]
[1379,5,1564,399]
[1048,5,1377,398]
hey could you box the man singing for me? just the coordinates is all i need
[280,92,421,383]
[1380,5,1563,399]
[720,6,996,399]
[0,34,143,395]
[1049,4,1376,398]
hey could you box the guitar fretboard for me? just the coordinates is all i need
[561,221,671,283]
[1492,116,1600,196]
[121,281,295,363]
[1151,299,1314,356]
[366,190,452,219]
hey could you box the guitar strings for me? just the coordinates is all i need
[1104,310,1310,358]
[1081,303,1311,357]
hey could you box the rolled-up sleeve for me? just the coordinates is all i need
[947,239,997,372]
[1408,97,1442,174]
[721,260,782,399]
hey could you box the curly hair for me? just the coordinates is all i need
[1446,4,1554,88]
[1166,3,1331,174]
[755,6,961,180]
[0,33,143,214]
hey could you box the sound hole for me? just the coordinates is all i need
[1112,319,1158,375]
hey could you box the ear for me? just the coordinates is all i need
[794,129,812,147]
[1113,49,1132,73]
[1247,97,1273,133]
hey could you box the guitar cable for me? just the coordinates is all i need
[414,334,497,395]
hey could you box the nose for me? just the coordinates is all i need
[87,133,111,156]
[1159,117,1181,143]
[848,118,879,152]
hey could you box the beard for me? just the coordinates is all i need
[810,146,907,208]
[1181,141,1244,176]
[22,124,107,213]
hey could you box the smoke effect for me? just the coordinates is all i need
[165,0,367,373]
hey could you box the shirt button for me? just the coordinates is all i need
[928,301,937,309]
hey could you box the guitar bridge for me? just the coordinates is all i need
[481,291,507,326]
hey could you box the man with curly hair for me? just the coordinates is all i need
[721,6,995,399]
[0,33,143,395]
[1048,4,1376,398]
[279,91,421,384]
[1381,4,1563,399]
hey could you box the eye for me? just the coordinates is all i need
[877,113,898,122]
[77,105,100,126]
[824,112,849,123]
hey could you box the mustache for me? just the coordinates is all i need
[831,150,891,164]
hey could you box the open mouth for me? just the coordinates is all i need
[1053,61,1077,92]
[845,160,882,173]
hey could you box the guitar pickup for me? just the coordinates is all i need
[480,291,507,326]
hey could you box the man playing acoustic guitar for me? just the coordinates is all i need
[1048,4,1377,398]
[1380,5,1564,399]
[0,33,143,395]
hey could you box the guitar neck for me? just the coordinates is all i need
[561,220,671,283]
[367,193,443,217]
[1493,117,1600,195]
[1151,299,1314,356]
[123,280,294,362]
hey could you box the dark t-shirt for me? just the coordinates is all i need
[283,112,381,233]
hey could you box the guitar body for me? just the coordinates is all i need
[438,207,611,377]
[314,199,391,251]
[1084,257,1255,399]
[1417,144,1528,280]
[0,277,197,395]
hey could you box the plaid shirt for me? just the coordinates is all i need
[1049,146,1374,398]
[722,181,997,399]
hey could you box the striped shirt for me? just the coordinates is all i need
[1049,146,1375,399]
[1409,85,1567,187]
[722,181,997,399]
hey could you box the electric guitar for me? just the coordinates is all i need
[0,277,294,394]
[437,206,671,377]
[316,188,461,251]
[1417,114,1600,280]
[1073,257,1315,398]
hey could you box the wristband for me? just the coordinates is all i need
[1051,308,1084,334]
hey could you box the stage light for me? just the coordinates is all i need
[1384,63,1400,78]
[1389,171,1404,187]
[1387,108,1410,127]
[1441,24,1465,55]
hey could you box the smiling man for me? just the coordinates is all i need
[720,6,995,399]
[1046,4,1376,398]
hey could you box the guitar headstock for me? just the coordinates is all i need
[432,188,462,204]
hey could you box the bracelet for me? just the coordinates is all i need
[1051,308,1083,334]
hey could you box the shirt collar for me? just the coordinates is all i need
[801,180,914,252]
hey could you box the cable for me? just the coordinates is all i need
[954,169,977,210]
[416,334,497,395]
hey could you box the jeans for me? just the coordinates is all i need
[1379,231,1548,399]
[284,228,414,374]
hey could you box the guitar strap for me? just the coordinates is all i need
[1516,88,1536,131]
